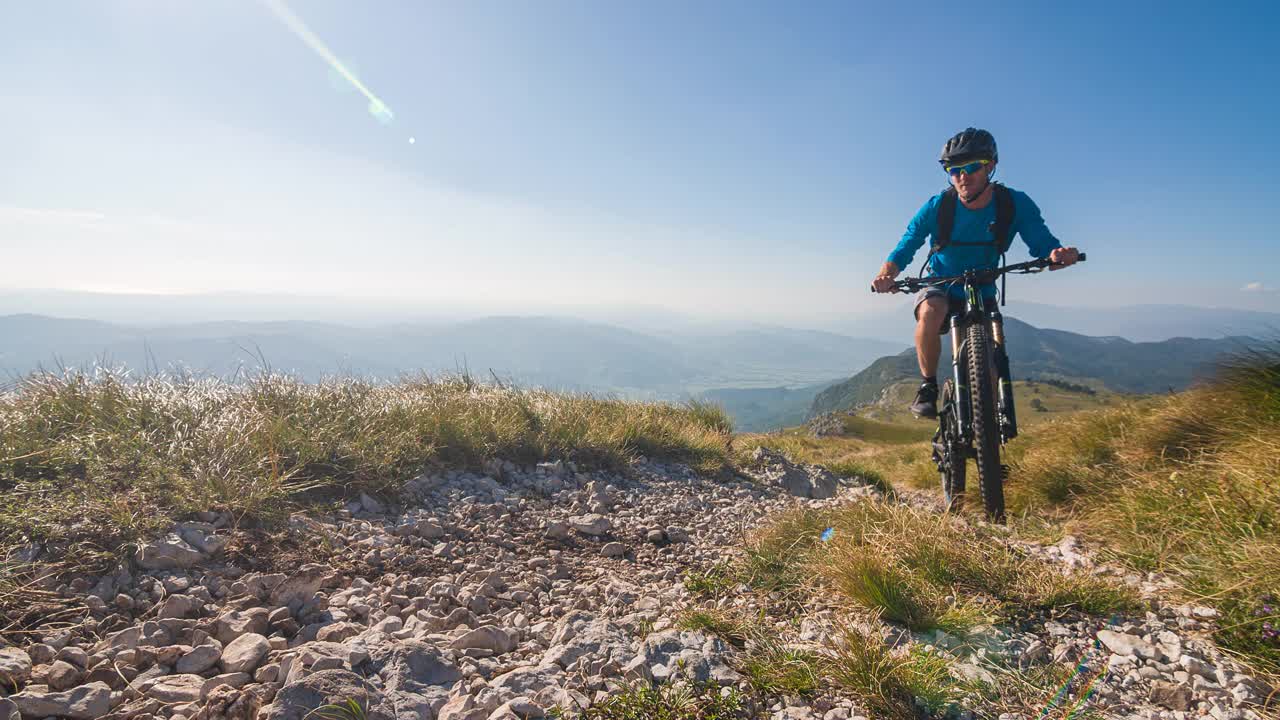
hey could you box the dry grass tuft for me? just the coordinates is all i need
[804,501,1137,630]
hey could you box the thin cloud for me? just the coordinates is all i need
[1241,282,1276,293]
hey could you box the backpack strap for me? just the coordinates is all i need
[931,186,958,253]
[989,183,1015,253]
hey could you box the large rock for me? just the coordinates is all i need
[1149,681,1194,711]
[750,447,840,499]
[0,647,32,688]
[221,633,270,673]
[642,629,742,685]
[0,698,17,720]
[268,564,330,610]
[145,673,206,703]
[487,664,566,707]
[316,622,363,643]
[370,640,463,693]
[45,660,81,691]
[215,608,270,644]
[157,593,202,619]
[177,644,223,674]
[1096,630,1159,659]
[541,612,633,669]
[262,669,394,720]
[176,521,227,555]
[450,626,517,655]
[9,681,112,719]
[437,693,488,720]
[567,514,612,537]
[489,698,546,720]
[135,533,206,570]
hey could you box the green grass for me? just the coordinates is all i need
[831,554,937,630]
[0,369,734,627]
[683,564,737,598]
[810,501,1138,629]
[824,626,971,720]
[738,506,836,593]
[565,681,747,720]
[678,610,751,647]
[740,643,822,697]
[677,608,821,697]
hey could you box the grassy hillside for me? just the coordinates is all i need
[810,317,1244,417]
[0,370,734,578]
[757,345,1280,675]
[1002,347,1280,673]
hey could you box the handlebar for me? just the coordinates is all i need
[870,252,1086,294]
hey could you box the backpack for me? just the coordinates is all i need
[927,182,1017,304]
[932,182,1016,254]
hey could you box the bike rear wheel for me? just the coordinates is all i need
[966,321,1006,523]
[937,379,966,512]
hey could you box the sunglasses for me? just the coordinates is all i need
[944,159,991,176]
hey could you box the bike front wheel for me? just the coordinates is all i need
[967,321,1007,523]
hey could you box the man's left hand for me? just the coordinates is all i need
[1049,246,1080,269]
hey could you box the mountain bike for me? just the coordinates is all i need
[873,253,1086,523]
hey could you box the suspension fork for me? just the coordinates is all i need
[990,310,1018,440]
[950,312,971,439]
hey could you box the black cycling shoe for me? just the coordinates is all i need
[910,381,939,419]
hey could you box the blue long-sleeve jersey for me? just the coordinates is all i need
[887,185,1062,300]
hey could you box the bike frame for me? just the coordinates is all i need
[946,279,1017,446]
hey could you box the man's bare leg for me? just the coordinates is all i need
[910,297,948,418]
[915,296,948,379]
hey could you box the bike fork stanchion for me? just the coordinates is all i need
[990,311,1018,441]
[949,314,971,439]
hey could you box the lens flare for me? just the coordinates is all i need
[260,0,395,124]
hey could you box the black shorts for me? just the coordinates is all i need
[913,288,998,334]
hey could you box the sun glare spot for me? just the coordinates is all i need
[262,0,397,129]
[369,99,394,125]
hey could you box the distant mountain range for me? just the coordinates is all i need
[3,300,1273,433]
[809,316,1253,418]
[0,314,899,398]
[5,289,1277,344]
[1005,302,1280,343]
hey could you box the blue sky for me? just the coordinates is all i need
[2,0,1278,323]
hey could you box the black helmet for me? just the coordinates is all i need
[940,127,998,166]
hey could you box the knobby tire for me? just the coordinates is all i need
[966,321,1006,523]
[939,379,966,512]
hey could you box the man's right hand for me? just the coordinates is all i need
[871,262,900,293]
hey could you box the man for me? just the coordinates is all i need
[871,128,1079,419]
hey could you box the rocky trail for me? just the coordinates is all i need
[0,450,1275,720]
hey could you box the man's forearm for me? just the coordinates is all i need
[878,261,900,278]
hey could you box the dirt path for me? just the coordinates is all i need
[0,451,1274,720]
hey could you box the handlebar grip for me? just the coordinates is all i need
[1078,252,1086,262]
